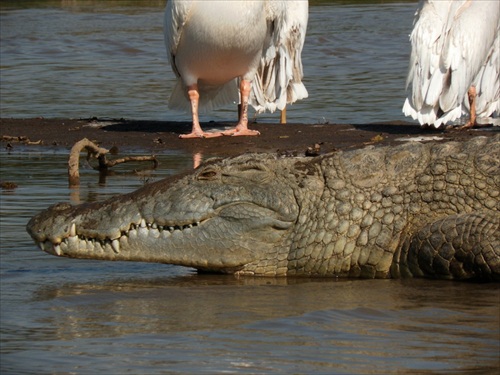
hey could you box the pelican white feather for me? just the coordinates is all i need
[164,0,309,138]
[250,0,309,115]
[403,0,500,128]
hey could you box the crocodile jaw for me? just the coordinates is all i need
[27,201,294,273]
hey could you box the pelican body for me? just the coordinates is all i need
[403,0,500,128]
[164,0,308,138]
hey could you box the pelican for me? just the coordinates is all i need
[164,0,308,138]
[403,0,500,128]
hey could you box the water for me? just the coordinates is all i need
[1,141,499,374]
[1,1,500,374]
[1,0,416,124]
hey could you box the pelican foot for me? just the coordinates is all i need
[458,121,476,130]
[232,129,261,136]
[222,128,261,137]
[179,131,223,139]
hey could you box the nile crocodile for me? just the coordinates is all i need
[27,135,500,281]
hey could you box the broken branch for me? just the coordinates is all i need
[68,138,157,187]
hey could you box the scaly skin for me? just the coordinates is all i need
[27,136,500,281]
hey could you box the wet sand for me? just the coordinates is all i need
[1,117,498,157]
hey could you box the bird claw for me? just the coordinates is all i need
[222,128,260,137]
[458,120,476,130]
[179,132,223,139]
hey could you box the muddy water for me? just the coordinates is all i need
[1,1,499,374]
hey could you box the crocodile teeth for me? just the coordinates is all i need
[54,244,62,256]
[111,239,120,254]
[70,223,76,237]
[140,219,146,228]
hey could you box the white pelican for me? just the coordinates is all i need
[164,0,308,138]
[403,0,500,128]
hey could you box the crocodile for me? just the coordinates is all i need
[27,135,500,281]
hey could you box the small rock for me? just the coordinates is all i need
[305,143,321,156]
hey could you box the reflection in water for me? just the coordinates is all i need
[5,276,500,374]
[192,152,203,169]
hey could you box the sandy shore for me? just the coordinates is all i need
[1,117,498,157]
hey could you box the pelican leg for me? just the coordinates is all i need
[280,107,287,124]
[223,80,260,137]
[461,86,477,129]
[180,84,223,139]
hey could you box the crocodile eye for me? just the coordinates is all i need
[198,169,218,180]
[242,166,266,173]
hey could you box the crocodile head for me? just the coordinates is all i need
[27,154,302,275]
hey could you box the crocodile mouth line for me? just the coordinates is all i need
[34,202,290,258]
[38,218,204,257]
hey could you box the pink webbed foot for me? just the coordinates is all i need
[222,126,260,137]
[179,131,223,139]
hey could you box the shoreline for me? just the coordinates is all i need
[1,117,498,157]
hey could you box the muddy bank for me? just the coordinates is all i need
[1,117,498,157]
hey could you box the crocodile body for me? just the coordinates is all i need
[27,136,500,281]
